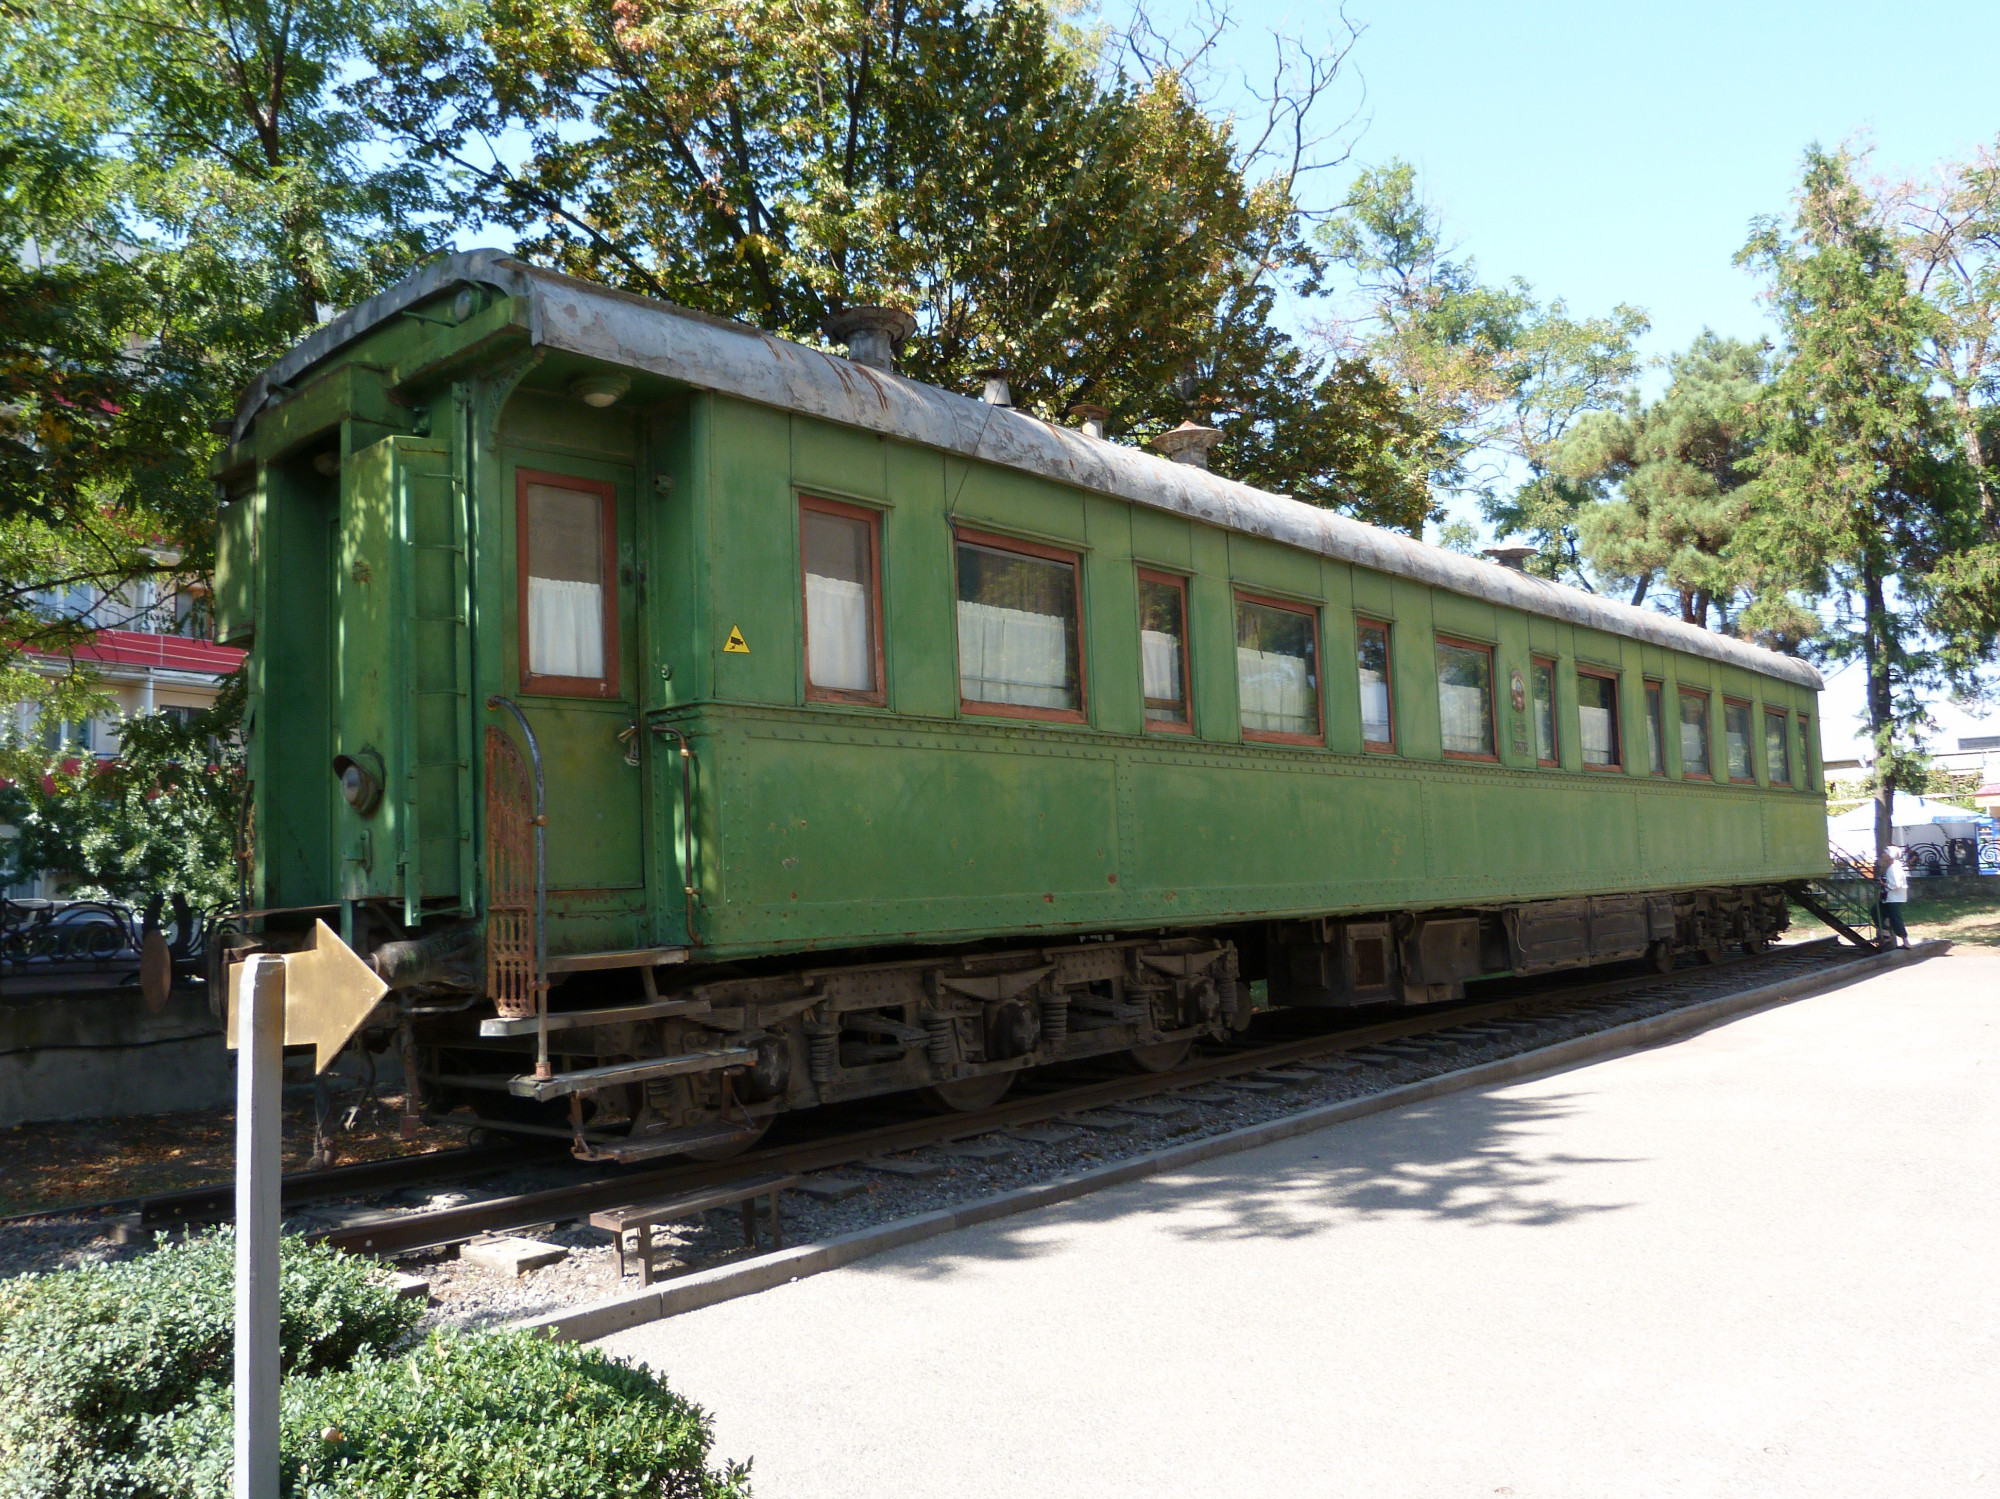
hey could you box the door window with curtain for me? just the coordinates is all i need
[1235,594,1320,741]
[955,530,1084,720]
[1530,656,1557,765]
[1436,638,1496,759]
[1137,570,1190,730]
[1578,669,1621,769]
[1357,619,1393,749]
[1679,689,1712,778]
[801,497,882,703]
[1644,681,1666,774]
[518,472,617,696]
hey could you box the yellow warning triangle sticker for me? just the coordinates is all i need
[723,626,751,654]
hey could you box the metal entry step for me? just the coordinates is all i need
[435,1045,756,1104]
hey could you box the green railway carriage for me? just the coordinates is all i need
[213,252,1828,1158]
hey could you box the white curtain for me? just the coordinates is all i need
[1238,646,1313,735]
[958,600,1072,708]
[1680,718,1709,775]
[528,576,604,679]
[1580,704,1615,764]
[1141,628,1182,705]
[1360,676,1391,742]
[807,573,872,691]
[1439,681,1490,755]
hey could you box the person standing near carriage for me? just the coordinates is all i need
[1880,844,1910,948]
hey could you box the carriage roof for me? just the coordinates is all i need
[234,250,1823,692]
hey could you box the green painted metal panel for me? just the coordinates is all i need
[884,441,954,718]
[1186,526,1237,743]
[257,462,337,909]
[1228,532,1321,602]
[335,439,402,902]
[1129,507,1194,572]
[947,456,1087,545]
[792,418,887,501]
[706,400,795,704]
[214,496,256,644]
[1083,496,1140,735]
[1390,580,1440,760]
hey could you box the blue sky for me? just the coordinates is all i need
[1252,0,2000,366]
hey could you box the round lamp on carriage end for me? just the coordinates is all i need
[568,372,630,408]
[332,751,384,816]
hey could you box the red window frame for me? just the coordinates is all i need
[799,494,887,707]
[1357,617,1395,752]
[954,527,1088,725]
[1678,687,1713,780]
[1435,634,1499,763]
[1576,665,1623,772]
[1530,654,1559,767]
[1235,590,1324,747]
[1723,695,1757,783]
[1135,567,1193,735]
[1644,679,1667,776]
[516,468,620,699]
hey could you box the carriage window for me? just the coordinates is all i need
[1645,681,1666,775]
[1356,619,1393,750]
[1724,698,1755,782]
[1236,594,1320,742]
[1799,714,1816,789]
[1679,689,1712,778]
[1437,638,1496,759]
[1530,656,1557,765]
[1766,709,1791,786]
[1138,570,1190,730]
[1578,669,1621,770]
[956,531,1083,720]
[519,473,617,696]
[802,498,882,702]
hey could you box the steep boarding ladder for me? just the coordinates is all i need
[1790,846,1882,950]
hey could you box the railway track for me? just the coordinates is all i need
[266,936,1859,1258]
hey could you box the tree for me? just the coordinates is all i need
[0,0,443,715]
[368,0,1430,524]
[1562,332,1771,627]
[1318,159,1647,569]
[1739,146,1992,867]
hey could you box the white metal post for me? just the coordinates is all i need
[235,954,284,1499]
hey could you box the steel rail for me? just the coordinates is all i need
[314,939,1852,1257]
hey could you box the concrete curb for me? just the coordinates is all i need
[516,940,1945,1344]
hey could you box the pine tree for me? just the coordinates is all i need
[1739,147,1991,867]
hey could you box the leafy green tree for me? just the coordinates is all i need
[0,0,443,714]
[1739,147,1992,865]
[1561,332,1774,626]
[367,0,1429,525]
[1319,159,1647,569]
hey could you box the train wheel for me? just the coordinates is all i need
[684,1117,772,1162]
[1647,940,1675,974]
[1124,1039,1192,1073]
[921,1073,1016,1112]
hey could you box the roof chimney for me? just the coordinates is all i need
[1151,419,1223,469]
[1068,403,1108,440]
[1483,545,1536,572]
[823,305,916,373]
[976,369,1013,407]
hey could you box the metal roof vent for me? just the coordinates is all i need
[977,369,1013,407]
[823,306,916,373]
[1151,419,1223,469]
[1483,545,1536,572]
[1068,403,1109,440]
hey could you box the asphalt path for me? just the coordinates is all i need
[598,948,2000,1498]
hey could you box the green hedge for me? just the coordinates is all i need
[0,1233,749,1499]
[0,1231,421,1496]
[139,1332,751,1498]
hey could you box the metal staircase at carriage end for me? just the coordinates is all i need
[1789,846,1883,950]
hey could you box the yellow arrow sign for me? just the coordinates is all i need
[227,919,391,1074]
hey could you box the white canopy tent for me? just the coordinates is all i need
[1828,792,1984,862]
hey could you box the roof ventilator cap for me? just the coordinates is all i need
[1150,419,1223,469]
[1482,545,1537,572]
[823,306,917,373]
[976,369,1013,407]
[1068,403,1109,440]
